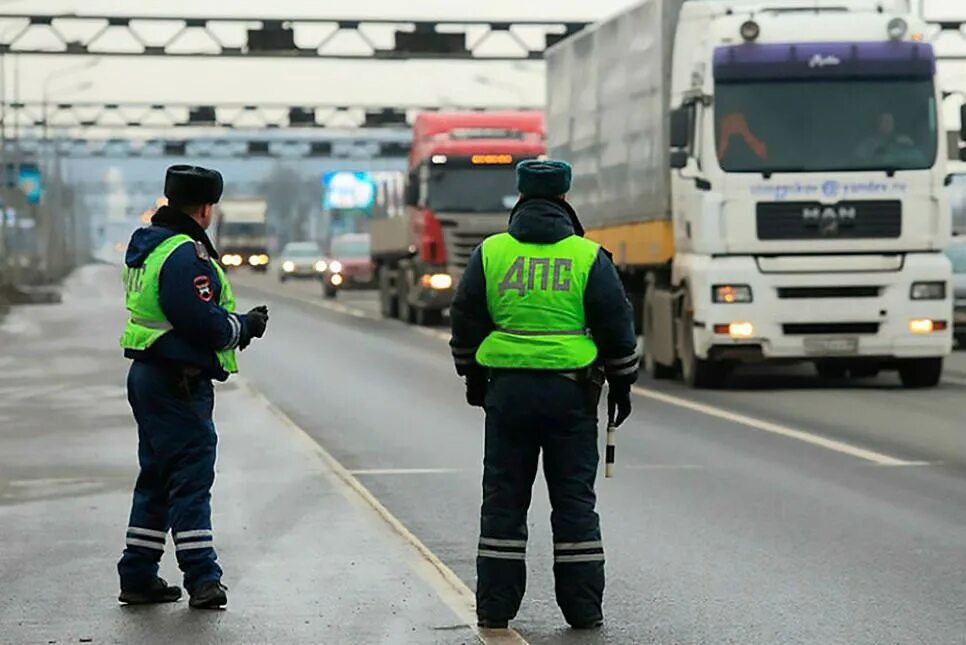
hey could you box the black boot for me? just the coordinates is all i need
[119,577,182,605]
[189,580,228,609]
[569,618,603,630]
[477,618,509,629]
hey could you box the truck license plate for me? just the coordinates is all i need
[803,337,859,356]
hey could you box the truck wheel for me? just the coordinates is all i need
[398,272,416,324]
[416,307,443,327]
[678,290,728,389]
[378,267,398,319]
[898,357,943,388]
[643,343,675,380]
[815,361,847,379]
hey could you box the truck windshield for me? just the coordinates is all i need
[427,167,518,213]
[714,79,937,173]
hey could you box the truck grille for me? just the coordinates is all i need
[782,322,880,335]
[757,201,901,240]
[437,213,506,271]
[444,230,488,270]
[776,286,882,299]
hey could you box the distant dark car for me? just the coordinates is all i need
[322,234,373,299]
[278,241,327,282]
[946,239,966,345]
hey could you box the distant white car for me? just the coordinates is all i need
[278,241,328,282]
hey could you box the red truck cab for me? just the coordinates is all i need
[372,111,546,326]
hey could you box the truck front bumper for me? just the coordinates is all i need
[688,254,952,361]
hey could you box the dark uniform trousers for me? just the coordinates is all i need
[478,370,604,625]
[117,361,222,592]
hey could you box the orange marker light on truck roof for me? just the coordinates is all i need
[471,154,514,165]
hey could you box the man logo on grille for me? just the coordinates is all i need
[803,205,857,236]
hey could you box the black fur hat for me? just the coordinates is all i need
[164,165,224,205]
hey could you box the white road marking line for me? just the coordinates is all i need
[349,468,466,475]
[941,375,966,386]
[239,378,527,645]
[631,386,915,466]
[621,464,705,471]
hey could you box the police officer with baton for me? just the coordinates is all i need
[450,159,637,630]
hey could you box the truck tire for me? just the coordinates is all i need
[678,289,728,389]
[378,266,398,319]
[642,288,675,380]
[398,270,416,324]
[898,357,943,388]
[416,307,443,327]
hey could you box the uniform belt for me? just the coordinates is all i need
[490,367,590,382]
[495,326,587,337]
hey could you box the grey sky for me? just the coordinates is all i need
[3,0,966,119]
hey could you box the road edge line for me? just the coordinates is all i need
[236,376,528,645]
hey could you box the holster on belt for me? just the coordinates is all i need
[584,362,606,414]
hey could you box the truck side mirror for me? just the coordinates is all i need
[961,104,966,142]
[670,106,691,149]
[670,149,689,169]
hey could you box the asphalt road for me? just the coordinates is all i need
[231,270,966,644]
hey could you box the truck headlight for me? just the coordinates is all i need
[329,260,343,274]
[282,261,295,273]
[712,284,753,304]
[909,319,947,334]
[314,260,327,272]
[910,282,945,300]
[421,273,453,290]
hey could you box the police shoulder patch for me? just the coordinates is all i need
[193,275,214,302]
[193,241,210,261]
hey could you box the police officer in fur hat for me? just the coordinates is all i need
[450,159,638,629]
[116,165,269,609]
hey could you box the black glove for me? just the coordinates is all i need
[607,383,632,428]
[466,372,487,408]
[245,305,269,339]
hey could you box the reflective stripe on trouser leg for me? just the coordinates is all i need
[554,540,604,564]
[478,537,527,561]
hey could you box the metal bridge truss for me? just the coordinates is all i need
[0,13,589,60]
[2,101,529,131]
[6,135,411,159]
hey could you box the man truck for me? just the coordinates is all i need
[371,111,546,326]
[547,0,953,388]
[215,197,270,271]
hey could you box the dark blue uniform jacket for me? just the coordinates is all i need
[123,206,249,381]
[450,197,639,387]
